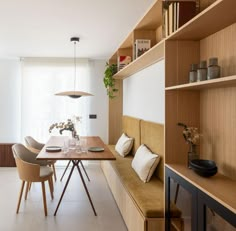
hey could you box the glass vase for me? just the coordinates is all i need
[188,144,199,168]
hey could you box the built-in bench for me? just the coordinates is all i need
[101,116,182,231]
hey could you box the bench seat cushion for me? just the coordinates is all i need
[107,145,181,218]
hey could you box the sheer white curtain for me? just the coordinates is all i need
[21,58,91,143]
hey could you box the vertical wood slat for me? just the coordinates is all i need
[0,143,16,167]
[200,22,236,78]
[200,87,236,180]
[108,80,123,144]
[165,40,200,165]
[165,40,200,87]
[199,22,236,180]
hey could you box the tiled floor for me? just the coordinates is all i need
[0,163,127,231]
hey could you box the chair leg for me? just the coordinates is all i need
[29,182,32,191]
[16,181,25,213]
[60,160,71,181]
[80,161,90,181]
[25,181,30,200]
[52,164,57,181]
[41,182,47,216]
[48,177,54,200]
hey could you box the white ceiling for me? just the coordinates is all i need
[0,0,155,59]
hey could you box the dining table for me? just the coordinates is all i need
[36,136,116,216]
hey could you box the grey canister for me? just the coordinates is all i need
[208,57,220,79]
[197,60,207,81]
[189,64,198,83]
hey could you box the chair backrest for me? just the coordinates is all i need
[25,136,44,150]
[12,143,47,166]
[14,156,40,182]
[12,144,38,163]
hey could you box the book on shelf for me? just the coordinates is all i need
[163,1,196,37]
[117,55,131,71]
[134,39,151,59]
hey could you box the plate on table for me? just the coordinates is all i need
[88,147,104,152]
[46,146,62,152]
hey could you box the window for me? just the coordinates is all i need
[21,58,91,143]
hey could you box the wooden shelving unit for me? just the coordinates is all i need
[107,0,236,227]
[165,0,236,227]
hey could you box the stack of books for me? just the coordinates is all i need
[133,39,151,60]
[117,56,131,71]
[163,1,196,37]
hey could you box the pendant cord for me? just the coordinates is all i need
[74,41,76,92]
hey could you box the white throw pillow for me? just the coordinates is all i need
[132,144,160,183]
[115,133,134,157]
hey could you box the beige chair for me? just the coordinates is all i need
[25,136,57,181]
[12,144,53,216]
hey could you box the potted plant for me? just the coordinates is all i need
[103,62,118,99]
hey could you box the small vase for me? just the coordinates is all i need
[188,144,199,168]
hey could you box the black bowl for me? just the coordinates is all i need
[190,159,217,170]
[190,159,217,177]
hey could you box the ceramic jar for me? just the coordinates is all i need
[189,64,198,83]
[197,60,207,81]
[207,57,220,79]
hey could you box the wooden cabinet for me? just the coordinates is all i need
[0,143,16,167]
[165,165,236,231]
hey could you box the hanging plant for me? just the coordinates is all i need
[103,62,118,99]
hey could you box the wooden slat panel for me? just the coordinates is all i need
[165,40,200,87]
[200,22,236,78]
[165,90,200,165]
[199,22,236,180]
[200,87,236,179]
[109,80,123,144]
[0,143,16,167]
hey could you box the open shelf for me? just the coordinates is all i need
[167,0,236,41]
[113,39,164,80]
[165,75,236,91]
[166,163,236,214]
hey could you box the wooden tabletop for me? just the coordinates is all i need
[36,136,116,161]
[166,163,236,214]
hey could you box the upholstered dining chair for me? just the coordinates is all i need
[25,136,57,181]
[12,144,53,216]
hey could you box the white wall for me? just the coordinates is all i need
[123,60,165,124]
[88,60,108,143]
[0,59,21,142]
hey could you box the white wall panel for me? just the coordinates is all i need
[123,60,165,124]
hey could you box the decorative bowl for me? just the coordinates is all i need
[190,159,217,177]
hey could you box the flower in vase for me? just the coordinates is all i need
[49,118,80,139]
[177,122,200,145]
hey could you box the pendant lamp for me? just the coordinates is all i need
[55,37,93,98]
